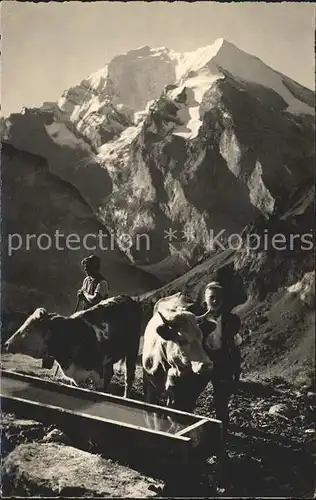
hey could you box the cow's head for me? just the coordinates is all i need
[4,308,51,362]
[156,309,212,374]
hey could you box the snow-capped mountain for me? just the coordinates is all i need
[1,38,314,391]
[2,38,314,281]
[56,38,313,146]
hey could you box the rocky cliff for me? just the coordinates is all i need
[139,182,315,385]
[1,143,161,320]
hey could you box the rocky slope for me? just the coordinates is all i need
[0,108,112,214]
[138,183,315,386]
[2,39,314,279]
[1,143,161,323]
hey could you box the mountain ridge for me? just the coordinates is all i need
[1,141,162,319]
[54,38,313,149]
[1,38,314,282]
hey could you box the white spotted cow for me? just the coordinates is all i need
[4,295,142,398]
[142,292,213,407]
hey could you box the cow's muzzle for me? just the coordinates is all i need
[42,356,55,370]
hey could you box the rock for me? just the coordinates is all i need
[1,414,47,458]
[302,384,313,392]
[306,392,316,405]
[294,390,303,398]
[148,484,164,494]
[268,403,292,419]
[2,443,158,497]
[42,428,70,444]
[7,418,43,430]
[257,315,268,324]
[304,428,315,435]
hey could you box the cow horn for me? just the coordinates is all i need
[195,307,212,322]
[158,311,171,325]
[34,308,48,320]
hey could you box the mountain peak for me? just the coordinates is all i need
[57,37,313,144]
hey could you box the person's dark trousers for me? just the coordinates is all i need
[172,370,232,488]
[212,376,233,443]
[173,370,233,435]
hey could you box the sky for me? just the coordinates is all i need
[1,1,315,117]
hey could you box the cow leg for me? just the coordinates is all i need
[101,356,114,392]
[207,378,232,492]
[124,339,140,398]
[165,368,180,408]
[231,345,242,388]
[212,380,231,442]
[143,369,160,405]
[90,370,103,390]
[166,386,176,408]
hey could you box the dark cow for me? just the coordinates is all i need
[142,292,213,407]
[4,295,142,398]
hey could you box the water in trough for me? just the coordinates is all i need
[1,376,196,435]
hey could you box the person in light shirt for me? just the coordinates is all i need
[179,281,242,442]
[202,281,242,356]
[198,281,242,432]
[77,255,109,310]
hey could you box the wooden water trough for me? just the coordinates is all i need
[1,369,223,478]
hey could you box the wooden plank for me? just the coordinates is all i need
[0,369,201,424]
[0,370,218,425]
[1,394,191,448]
[0,391,190,441]
[176,418,210,436]
[176,418,210,449]
[1,369,223,452]
[176,416,224,464]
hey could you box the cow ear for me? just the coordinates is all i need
[156,324,178,342]
[33,308,48,320]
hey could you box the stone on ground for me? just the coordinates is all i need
[2,443,158,497]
